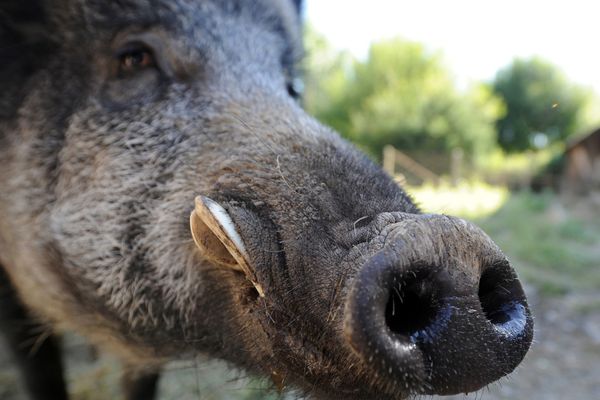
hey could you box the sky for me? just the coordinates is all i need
[305,0,600,94]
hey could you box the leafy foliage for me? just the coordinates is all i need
[304,32,503,160]
[492,58,588,152]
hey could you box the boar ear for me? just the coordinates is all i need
[190,196,265,297]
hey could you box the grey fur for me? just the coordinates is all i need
[0,1,532,399]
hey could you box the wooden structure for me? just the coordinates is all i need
[561,128,600,194]
[382,145,440,185]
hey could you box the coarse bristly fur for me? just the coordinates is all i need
[0,1,533,399]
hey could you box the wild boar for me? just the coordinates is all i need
[0,1,533,399]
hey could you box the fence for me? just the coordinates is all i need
[382,145,467,186]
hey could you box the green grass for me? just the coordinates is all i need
[408,181,509,219]
[411,184,600,296]
[63,354,286,400]
[474,146,561,185]
[476,192,600,295]
[0,371,19,399]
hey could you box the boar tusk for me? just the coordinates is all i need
[190,209,243,272]
[191,196,265,297]
[270,370,286,393]
[201,197,248,260]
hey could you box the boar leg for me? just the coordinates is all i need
[122,367,160,400]
[0,267,69,400]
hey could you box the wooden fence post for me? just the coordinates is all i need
[383,145,396,176]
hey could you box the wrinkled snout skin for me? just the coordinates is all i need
[0,0,532,399]
[342,214,531,396]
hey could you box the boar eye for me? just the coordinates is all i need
[287,77,304,100]
[116,44,156,75]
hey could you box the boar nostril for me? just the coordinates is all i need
[478,265,528,338]
[346,246,533,396]
[384,275,438,338]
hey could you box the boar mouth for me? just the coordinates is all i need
[188,196,378,395]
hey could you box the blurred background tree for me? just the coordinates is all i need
[492,57,588,152]
[304,30,504,162]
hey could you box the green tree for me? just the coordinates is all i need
[304,35,503,161]
[493,57,587,152]
[303,25,354,135]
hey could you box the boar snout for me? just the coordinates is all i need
[344,214,533,395]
